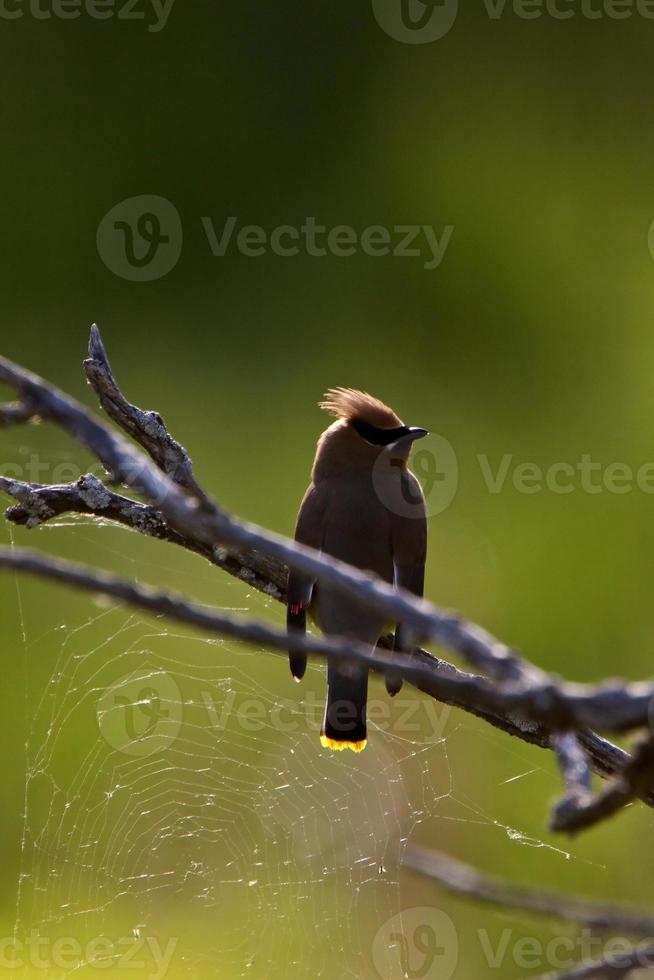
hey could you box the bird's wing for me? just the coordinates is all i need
[287,483,325,681]
[387,470,427,694]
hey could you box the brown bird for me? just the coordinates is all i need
[287,388,428,752]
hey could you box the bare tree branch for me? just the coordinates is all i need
[83,324,205,497]
[3,330,649,729]
[0,545,380,667]
[404,847,654,935]
[0,481,650,807]
[1,542,653,741]
[551,733,654,835]
[550,732,594,832]
[3,326,654,834]
[0,399,37,427]
[0,544,640,738]
[0,473,286,598]
[3,471,653,811]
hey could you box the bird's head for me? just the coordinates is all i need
[313,387,428,478]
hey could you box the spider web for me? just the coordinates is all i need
[6,518,578,980]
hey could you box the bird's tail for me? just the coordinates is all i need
[320,662,368,752]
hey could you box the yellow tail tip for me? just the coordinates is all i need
[320,735,367,753]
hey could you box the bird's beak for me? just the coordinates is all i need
[407,427,429,441]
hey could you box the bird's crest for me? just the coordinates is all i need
[319,387,401,428]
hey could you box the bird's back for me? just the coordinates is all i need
[311,473,394,642]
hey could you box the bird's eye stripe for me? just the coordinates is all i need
[350,420,410,445]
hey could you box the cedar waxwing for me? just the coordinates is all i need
[287,388,428,752]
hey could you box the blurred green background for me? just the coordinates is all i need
[2,1,654,976]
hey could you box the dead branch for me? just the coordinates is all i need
[550,732,654,834]
[2,469,653,813]
[0,399,36,427]
[550,732,595,831]
[2,326,654,836]
[83,323,204,496]
[4,543,651,746]
[0,473,286,599]
[0,537,653,740]
[404,847,654,936]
